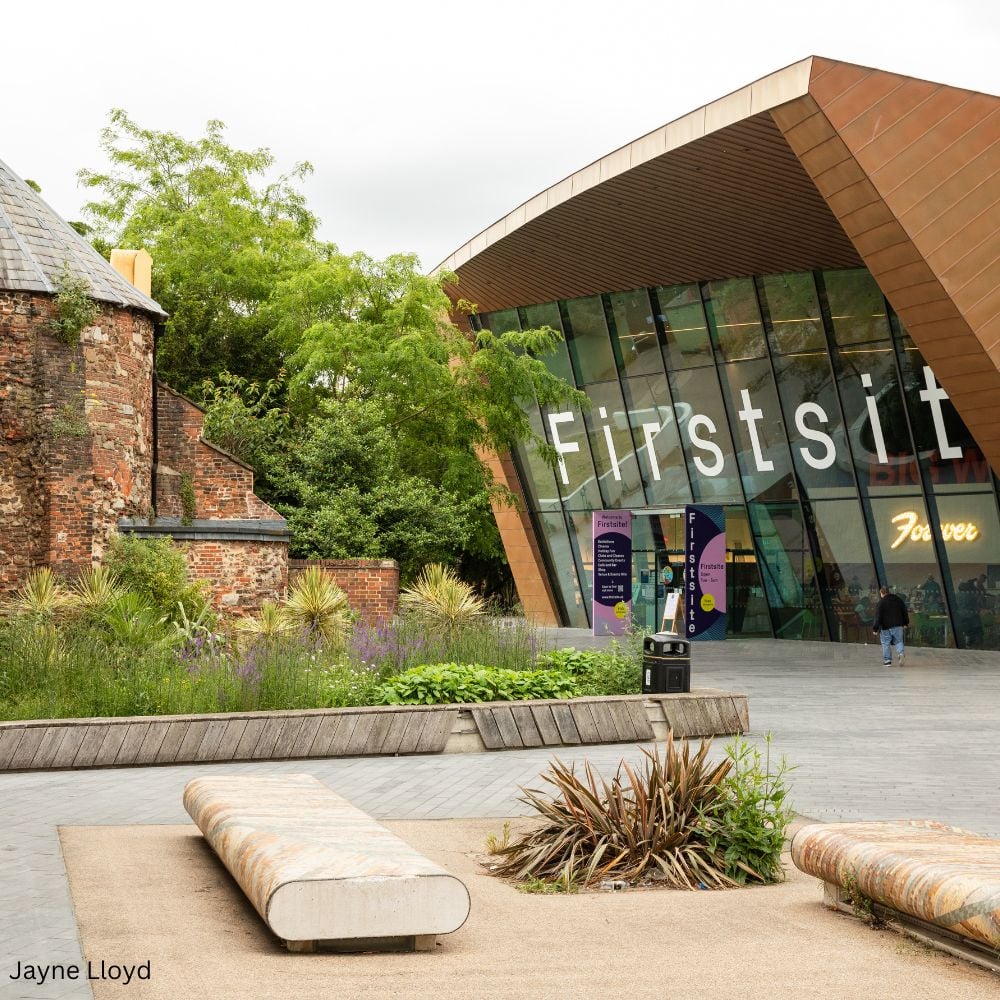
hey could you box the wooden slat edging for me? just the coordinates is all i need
[531,704,563,745]
[378,712,412,756]
[397,712,431,755]
[289,716,323,757]
[569,702,601,744]
[588,700,623,742]
[8,727,46,770]
[176,720,212,763]
[327,714,361,756]
[50,726,88,769]
[29,727,68,770]
[510,705,543,747]
[271,717,306,759]
[491,707,524,749]
[305,714,343,758]
[195,720,230,762]
[74,725,112,767]
[212,719,248,761]
[418,708,457,753]
[344,714,378,756]
[733,695,750,731]
[155,720,192,764]
[362,712,396,755]
[471,708,504,749]
[0,727,24,769]
[251,717,287,760]
[625,699,654,740]
[134,722,171,765]
[659,698,692,737]
[550,703,582,744]
[115,723,151,766]
[92,724,130,767]
[606,701,639,742]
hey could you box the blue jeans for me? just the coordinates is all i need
[880,626,905,662]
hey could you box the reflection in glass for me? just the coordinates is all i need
[726,507,772,637]
[868,496,951,647]
[718,359,795,502]
[656,284,713,370]
[514,403,563,513]
[759,272,825,354]
[823,269,891,347]
[703,278,767,362]
[583,381,646,508]
[564,296,617,384]
[535,512,589,628]
[669,366,743,503]
[608,288,662,376]
[541,406,603,512]
[484,308,520,335]
[522,302,575,385]
[936,493,1000,649]
[621,375,692,506]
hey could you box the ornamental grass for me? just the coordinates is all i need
[491,734,762,891]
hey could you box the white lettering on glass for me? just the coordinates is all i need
[890,510,980,549]
[548,412,579,486]
[860,373,889,464]
[919,366,963,460]
[737,389,774,472]
[597,406,622,481]
[794,402,836,470]
[688,415,725,477]
[641,422,662,481]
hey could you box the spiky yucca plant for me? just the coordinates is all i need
[5,568,73,623]
[285,567,351,643]
[69,566,124,618]
[235,600,294,642]
[399,563,485,630]
[491,734,736,890]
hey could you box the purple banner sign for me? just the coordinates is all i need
[592,510,632,636]
[684,504,726,641]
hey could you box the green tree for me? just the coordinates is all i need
[78,110,319,392]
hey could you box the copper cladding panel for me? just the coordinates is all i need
[773,59,1000,476]
[445,113,862,313]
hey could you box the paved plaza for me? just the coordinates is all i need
[1,637,998,998]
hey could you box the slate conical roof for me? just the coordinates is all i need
[0,158,165,316]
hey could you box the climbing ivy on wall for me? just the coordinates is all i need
[49,266,99,348]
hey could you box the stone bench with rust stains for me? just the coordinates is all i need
[791,820,1000,958]
[183,773,471,952]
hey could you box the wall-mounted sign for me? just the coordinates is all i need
[685,505,726,641]
[891,510,981,549]
[592,510,632,636]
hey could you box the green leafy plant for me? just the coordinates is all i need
[377,663,577,705]
[4,568,73,623]
[699,732,795,884]
[491,736,737,890]
[841,871,885,929]
[535,642,639,696]
[518,872,580,894]
[99,592,175,652]
[178,472,197,526]
[104,534,209,623]
[400,563,486,630]
[50,401,89,438]
[235,600,293,643]
[285,566,351,643]
[69,566,125,620]
[49,265,100,348]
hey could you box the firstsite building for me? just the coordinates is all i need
[439,57,1000,649]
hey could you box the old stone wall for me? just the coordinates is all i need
[184,538,289,614]
[288,558,400,622]
[0,291,153,594]
[155,383,281,521]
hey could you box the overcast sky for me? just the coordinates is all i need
[5,0,998,271]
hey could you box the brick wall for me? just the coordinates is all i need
[288,559,400,622]
[0,291,153,593]
[155,383,280,521]
[185,538,288,614]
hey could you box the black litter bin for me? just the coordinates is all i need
[641,633,691,693]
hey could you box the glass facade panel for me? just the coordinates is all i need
[484,308,520,335]
[522,302,575,384]
[823,269,891,347]
[702,277,767,362]
[582,381,646,508]
[608,288,662,376]
[869,495,951,647]
[484,265,1000,650]
[759,272,826,354]
[564,296,617,384]
[656,284,713,370]
[719,359,795,502]
[668,366,743,504]
[621,375,692,506]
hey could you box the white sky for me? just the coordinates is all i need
[5,0,998,271]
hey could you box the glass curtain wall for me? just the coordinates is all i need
[492,266,1000,649]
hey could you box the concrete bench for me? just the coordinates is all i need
[183,773,470,952]
[792,820,1000,965]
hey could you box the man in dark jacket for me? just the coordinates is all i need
[872,586,909,666]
